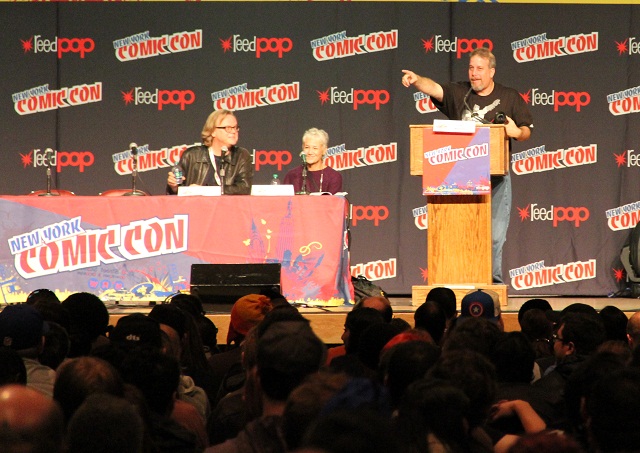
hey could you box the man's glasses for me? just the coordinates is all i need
[216,126,240,133]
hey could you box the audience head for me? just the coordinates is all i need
[414,299,447,344]
[356,322,404,371]
[398,377,472,453]
[0,304,47,357]
[53,356,125,423]
[38,321,70,370]
[428,349,497,428]
[119,348,181,416]
[517,298,553,326]
[598,305,628,343]
[520,308,554,358]
[256,320,326,402]
[109,313,163,352]
[284,371,350,450]
[554,312,606,359]
[227,294,273,345]
[66,393,144,453]
[61,292,110,356]
[444,317,503,359]
[342,307,385,355]
[25,288,59,306]
[381,339,441,407]
[627,311,640,350]
[459,289,503,331]
[356,296,393,323]
[425,287,457,321]
[0,384,64,453]
[490,331,535,383]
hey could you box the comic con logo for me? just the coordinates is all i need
[20,35,95,58]
[517,203,590,227]
[527,88,590,112]
[20,148,94,173]
[252,150,292,171]
[421,35,493,58]
[317,87,389,110]
[121,87,195,111]
[219,35,292,58]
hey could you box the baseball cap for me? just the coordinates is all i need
[109,314,162,349]
[0,304,48,350]
[460,289,501,321]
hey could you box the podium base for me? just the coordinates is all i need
[412,284,508,308]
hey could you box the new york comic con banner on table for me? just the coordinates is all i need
[0,196,353,306]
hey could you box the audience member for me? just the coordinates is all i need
[65,393,144,453]
[206,320,325,453]
[425,286,457,324]
[586,368,640,453]
[119,348,199,453]
[0,384,64,453]
[61,292,111,356]
[520,308,554,360]
[53,356,125,423]
[517,298,554,327]
[38,321,70,370]
[0,304,55,397]
[533,311,606,429]
[414,299,447,345]
[283,370,350,451]
[626,310,640,350]
[598,305,628,343]
[380,339,440,408]
[168,292,220,357]
[458,289,504,331]
[356,296,393,323]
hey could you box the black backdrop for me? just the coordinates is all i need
[2,2,640,297]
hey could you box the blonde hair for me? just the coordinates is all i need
[201,109,235,146]
[470,47,496,69]
[301,128,329,149]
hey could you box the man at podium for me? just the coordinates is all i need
[402,47,533,284]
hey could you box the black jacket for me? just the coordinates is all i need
[169,145,253,195]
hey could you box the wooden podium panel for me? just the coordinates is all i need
[427,194,491,284]
[410,124,509,306]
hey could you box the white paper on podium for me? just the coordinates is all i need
[432,119,476,134]
[177,186,221,196]
[250,184,295,196]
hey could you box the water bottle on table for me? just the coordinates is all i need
[270,174,280,185]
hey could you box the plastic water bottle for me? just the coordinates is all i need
[270,174,280,185]
[172,166,184,185]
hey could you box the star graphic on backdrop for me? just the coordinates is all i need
[420,267,428,282]
[518,205,531,222]
[520,89,531,104]
[121,89,134,105]
[615,39,628,56]
[421,36,434,53]
[220,37,232,53]
[614,151,627,168]
[20,151,33,168]
[613,268,625,282]
[21,37,33,53]
[317,88,330,105]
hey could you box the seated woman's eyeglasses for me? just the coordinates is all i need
[216,125,240,133]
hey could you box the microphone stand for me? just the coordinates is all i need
[219,148,227,195]
[124,149,145,196]
[299,153,308,195]
[39,150,59,197]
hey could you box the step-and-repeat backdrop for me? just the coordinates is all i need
[2,2,640,297]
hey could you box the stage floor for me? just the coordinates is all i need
[105,295,640,346]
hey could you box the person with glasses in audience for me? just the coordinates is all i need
[167,109,253,194]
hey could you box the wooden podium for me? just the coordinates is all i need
[410,124,509,307]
